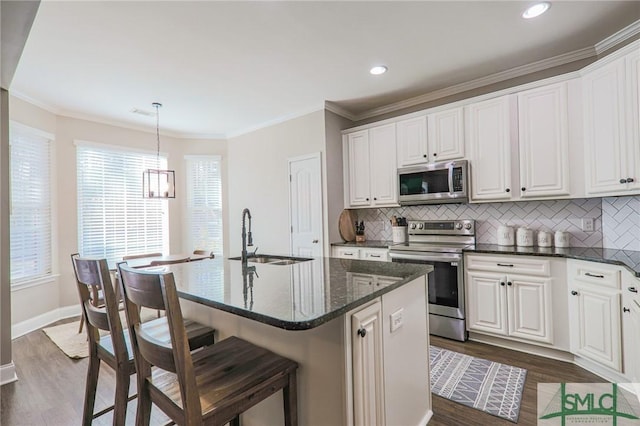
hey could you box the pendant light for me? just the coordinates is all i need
[143,102,175,199]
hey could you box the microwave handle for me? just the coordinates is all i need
[448,164,454,194]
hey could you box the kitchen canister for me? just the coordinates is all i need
[516,227,534,247]
[537,230,553,247]
[392,226,407,243]
[554,231,570,248]
[497,225,515,246]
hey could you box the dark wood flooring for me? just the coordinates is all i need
[1,319,604,425]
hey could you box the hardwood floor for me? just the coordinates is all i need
[1,319,604,425]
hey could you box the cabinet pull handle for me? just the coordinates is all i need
[507,281,512,286]
[627,177,635,183]
[571,290,579,296]
[357,328,367,338]
[344,253,353,256]
[620,178,628,184]
[585,272,604,279]
[629,287,638,293]
[505,188,510,193]
[624,307,631,313]
[370,254,381,258]
[500,282,506,286]
[312,239,319,243]
[497,263,514,267]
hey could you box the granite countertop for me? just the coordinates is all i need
[331,240,394,249]
[467,244,640,277]
[150,257,432,331]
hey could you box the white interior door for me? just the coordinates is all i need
[289,153,323,257]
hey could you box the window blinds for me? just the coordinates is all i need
[10,127,53,284]
[185,156,223,255]
[76,143,169,265]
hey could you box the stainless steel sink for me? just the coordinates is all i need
[229,255,313,265]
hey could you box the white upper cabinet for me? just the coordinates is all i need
[583,47,640,195]
[344,124,398,208]
[466,95,515,201]
[396,116,428,167]
[517,82,571,198]
[428,107,465,162]
[396,108,465,168]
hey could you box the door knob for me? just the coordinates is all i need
[357,328,367,338]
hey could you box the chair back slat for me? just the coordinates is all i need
[84,302,110,331]
[118,263,203,419]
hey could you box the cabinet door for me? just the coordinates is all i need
[624,299,640,385]
[518,82,570,197]
[396,116,428,167]
[428,107,465,162]
[507,275,553,344]
[467,95,514,201]
[583,58,629,195]
[625,50,640,191]
[369,124,398,206]
[352,301,385,426]
[347,131,372,206]
[466,271,508,335]
[569,285,622,371]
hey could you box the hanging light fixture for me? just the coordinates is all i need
[143,102,175,199]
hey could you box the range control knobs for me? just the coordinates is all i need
[418,223,424,230]
[464,222,472,230]
[410,223,417,229]
[455,223,463,230]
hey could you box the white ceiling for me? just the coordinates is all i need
[11,1,640,138]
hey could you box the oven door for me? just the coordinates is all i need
[389,250,465,319]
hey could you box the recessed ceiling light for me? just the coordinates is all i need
[370,65,388,75]
[522,2,551,19]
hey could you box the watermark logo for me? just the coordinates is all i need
[538,383,640,425]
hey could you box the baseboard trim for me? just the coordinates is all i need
[468,332,573,363]
[420,409,433,426]
[0,362,18,386]
[11,305,79,339]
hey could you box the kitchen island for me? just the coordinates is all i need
[148,256,433,426]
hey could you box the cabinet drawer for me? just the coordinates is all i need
[569,260,621,290]
[465,254,551,277]
[362,249,389,262]
[334,247,360,259]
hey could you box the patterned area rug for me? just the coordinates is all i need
[429,345,527,423]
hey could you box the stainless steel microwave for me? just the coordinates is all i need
[398,160,469,205]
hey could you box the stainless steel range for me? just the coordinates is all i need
[389,219,475,341]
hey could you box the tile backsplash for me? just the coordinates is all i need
[602,195,640,251]
[355,198,603,247]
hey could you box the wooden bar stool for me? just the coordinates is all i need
[71,254,216,425]
[117,263,299,426]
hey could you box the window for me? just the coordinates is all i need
[10,123,54,285]
[76,142,169,265]
[185,156,223,255]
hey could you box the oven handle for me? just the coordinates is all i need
[389,251,462,263]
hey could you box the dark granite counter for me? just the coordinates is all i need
[331,240,393,249]
[467,244,640,277]
[149,257,432,331]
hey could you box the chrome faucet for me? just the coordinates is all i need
[241,208,254,266]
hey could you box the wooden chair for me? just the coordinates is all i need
[71,254,216,425]
[117,263,299,426]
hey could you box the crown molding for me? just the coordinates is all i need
[324,101,357,121]
[10,90,61,115]
[354,46,595,121]
[595,19,640,55]
[225,103,326,139]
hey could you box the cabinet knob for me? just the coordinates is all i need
[357,328,367,338]
[624,307,631,313]
[620,178,628,184]
[423,154,427,158]
[433,153,437,157]
[366,198,369,201]
[507,281,512,286]
[629,287,638,293]
[373,197,377,201]
[312,239,319,244]
[628,177,635,183]
[521,187,526,192]
[571,290,579,296]
[505,188,510,193]
[500,282,506,286]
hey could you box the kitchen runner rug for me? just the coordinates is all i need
[429,345,527,423]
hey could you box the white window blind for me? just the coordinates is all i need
[185,156,223,255]
[10,125,53,285]
[76,143,169,265]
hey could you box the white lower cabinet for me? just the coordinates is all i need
[622,273,640,389]
[347,277,431,426]
[465,254,567,348]
[567,260,623,372]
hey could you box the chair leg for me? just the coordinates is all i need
[283,371,298,426]
[113,367,131,426]
[230,415,240,426]
[82,355,101,426]
[135,380,153,426]
[78,316,85,334]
